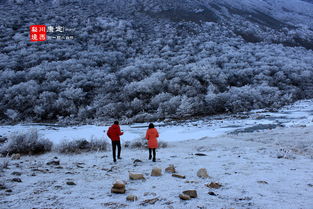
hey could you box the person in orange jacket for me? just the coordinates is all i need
[107,121,124,162]
[145,123,159,162]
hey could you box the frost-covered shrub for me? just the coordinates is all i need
[0,158,10,171]
[125,138,167,149]
[0,130,52,155]
[56,138,108,154]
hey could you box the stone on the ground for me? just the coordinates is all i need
[47,160,60,166]
[5,189,12,193]
[206,182,222,189]
[11,178,22,182]
[133,159,142,163]
[208,192,217,196]
[0,184,6,190]
[11,171,22,176]
[183,190,197,198]
[111,180,126,194]
[257,181,268,184]
[66,181,76,185]
[11,153,20,160]
[151,168,162,176]
[165,164,176,173]
[126,195,138,201]
[140,198,159,206]
[144,192,157,196]
[195,153,207,156]
[0,136,7,143]
[179,194,191,200]
[172,173,186,179]
[129,173,145,180]
[197,168,209,178]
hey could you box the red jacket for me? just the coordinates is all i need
[145,128,159,148]
[107,124,123,141]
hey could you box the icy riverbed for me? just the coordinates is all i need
[0,99,313,144]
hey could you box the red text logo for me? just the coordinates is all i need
[30,25,46,42]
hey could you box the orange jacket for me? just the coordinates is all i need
[145,128,159,148]
[107,124,123,141]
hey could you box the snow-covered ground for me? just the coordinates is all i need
[1,125,313,208]
[1,99,313,208]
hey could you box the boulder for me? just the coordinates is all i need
[165,165,176,173]
[197,168,209,178]
[151,168,162,176]
[111,187,126,194]
[182,190,197,198]
[126,195,138,201]
[129,173,145,180]
[179,194,191,200]
[111,180,126,194]
[11,153,20,160]
[172,174,185,179]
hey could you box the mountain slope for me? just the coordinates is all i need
[0,0,313,124]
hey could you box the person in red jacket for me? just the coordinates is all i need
[107,121,124,162]
[145,123,159,162]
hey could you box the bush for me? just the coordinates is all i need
[0,158,10,172]
[124,138,168,149]
[0,129,52,156]
[56,138,109,154]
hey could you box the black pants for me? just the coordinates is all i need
[149,148,156,160]
[111,141,121,160]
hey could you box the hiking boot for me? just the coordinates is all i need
[149,155,152,160]
[152,158,156,162]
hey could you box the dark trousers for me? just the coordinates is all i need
[111,140,121,160]
[149,148,156,160]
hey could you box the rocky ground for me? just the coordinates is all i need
[1,125,313,209]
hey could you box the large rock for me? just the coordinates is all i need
[126,195,138,201]
[183,190,197,198]
[11,153,20,160]
[165,165,176,173]
[129,173,145,180]
[151,168,162,176]
[197,168,209,178]
[179,194,191,200]
[111,180,126,194]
